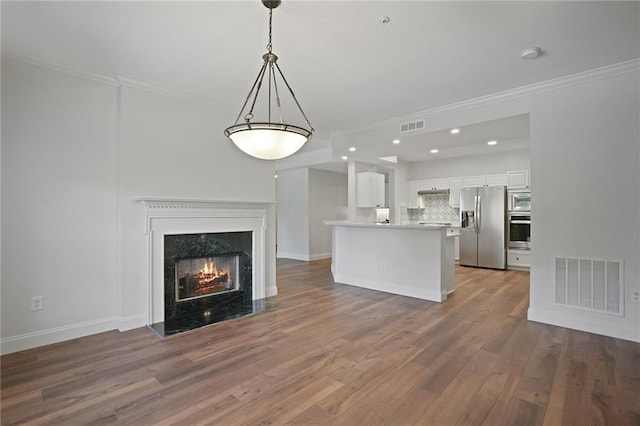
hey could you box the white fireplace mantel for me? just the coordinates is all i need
[139,198,273,325]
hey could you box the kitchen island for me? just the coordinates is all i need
[325,221,457,302]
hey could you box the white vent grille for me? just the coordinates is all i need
[555,257,623,316]
[400,119,425,133]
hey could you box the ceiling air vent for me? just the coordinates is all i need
[400,119,425,133]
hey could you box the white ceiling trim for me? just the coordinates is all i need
[2,52,119,87]
[5,50,638,140]
[334,58,640,138]
[116,75,236,113]
[2,52,238,113]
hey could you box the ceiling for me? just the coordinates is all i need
[2,1,639,168]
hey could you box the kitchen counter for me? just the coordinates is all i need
[325,221,455,302]
[324,220,449,230]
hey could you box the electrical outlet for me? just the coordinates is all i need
[632,291,640,303]
[30,296,43,311]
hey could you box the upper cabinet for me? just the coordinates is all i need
[485,173,508,187]
[407,180,421,208]
[406,169,530,208]
[462,175,486,187]
[433,178,450,190]
[417,179,449,191]
[449,178,464,208]
[357,172,386,207]
[507,170,530,189]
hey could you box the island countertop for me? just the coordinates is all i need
[324,220,448,230]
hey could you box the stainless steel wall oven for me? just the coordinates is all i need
[508,213,531,249]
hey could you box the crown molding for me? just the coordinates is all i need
[2,52,119,87]
[1,53,237,113]
[334,58,640,137]
[116,75,236,113]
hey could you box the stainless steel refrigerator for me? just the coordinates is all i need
[459,186,507,269]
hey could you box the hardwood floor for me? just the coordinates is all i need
[2,259,639,425]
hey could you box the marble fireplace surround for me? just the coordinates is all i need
[139,199,271,325]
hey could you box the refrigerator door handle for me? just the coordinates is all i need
[477,195,481,233]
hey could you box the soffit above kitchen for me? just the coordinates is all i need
[2,1,639,157]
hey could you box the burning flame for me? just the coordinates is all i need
[197,261,229,284]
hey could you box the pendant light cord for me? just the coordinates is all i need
[267,8,273,53]
[228,1,313,133]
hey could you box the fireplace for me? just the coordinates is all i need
[139,199,276,338]
[159,231,256,336]
[175,254,240,302]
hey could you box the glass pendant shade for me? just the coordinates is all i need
[224,0,313,161]
[225,123,310,160]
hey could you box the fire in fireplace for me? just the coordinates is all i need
[175,254,240,302]
[159,231,255,337]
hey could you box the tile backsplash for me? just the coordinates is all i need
[406,194,460,225]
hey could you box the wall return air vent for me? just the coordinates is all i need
[555,257,623,316]
[400,119,425,133]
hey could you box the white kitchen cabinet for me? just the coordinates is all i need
[415,178,449,191]
[357,172,385,207]
[508,249,530,269]
[434,178,450,189]
[463,175,486,187]
[449,178,463,207]
[420,179,435,191]
[407,180,421,208]
[507,170,530,189]
[485,173,508,187]
[448,228,461,261]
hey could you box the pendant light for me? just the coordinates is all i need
[224,0,313,160]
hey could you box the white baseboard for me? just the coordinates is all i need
[528,307,640,343]
[118,314,147,332]
[276,252,331,262]
[276,251,309,261]
[309,252,332,261]
[0,317,117,355]
[265,284,278,298]
[333,273,446,303]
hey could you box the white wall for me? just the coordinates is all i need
[1,58,277,353]
[527,70,639,341]
[408,147,530,180]
[388,161,409,223]
[308,169,348,259]
[1,58,118,348]
[276,168,348,261]
[276,168,309,260]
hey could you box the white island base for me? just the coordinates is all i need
[327,222,456,303]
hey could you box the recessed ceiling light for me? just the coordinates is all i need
[450,128,460,134]
[392,139,400,144]
[487,140,497,146]
[430,149,439,154]
[341,156,348,160]
[349,147,356,152]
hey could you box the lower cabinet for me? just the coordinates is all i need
[448,228,460,261]
[508,250,530,269]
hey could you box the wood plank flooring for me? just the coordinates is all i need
[2,259,639,425]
